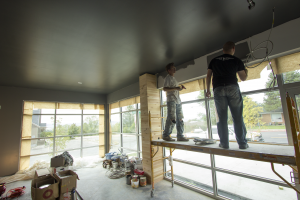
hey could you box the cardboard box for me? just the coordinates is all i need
[51,157,65,167]
[51,166,69,174]
[54,170,80,194]
[31,169,60,200]
[58,192,78,200]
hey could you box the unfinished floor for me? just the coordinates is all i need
[4,165,214,200]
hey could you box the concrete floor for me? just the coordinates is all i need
[4,165,214,200]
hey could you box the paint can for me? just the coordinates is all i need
[131,179,139,189]
[126,175,132,185]
[132,175,139,182]
[140,177,147,187]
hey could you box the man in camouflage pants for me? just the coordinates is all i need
[162,63,189,142]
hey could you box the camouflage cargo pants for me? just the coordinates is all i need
[163,101,184,138]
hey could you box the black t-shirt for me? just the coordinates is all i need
[208,54,245,90]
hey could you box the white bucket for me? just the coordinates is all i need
[131,179,139,189]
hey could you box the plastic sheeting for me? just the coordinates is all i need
[0,160,50,184]
[0,156,105,184]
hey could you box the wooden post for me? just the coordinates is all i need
[139,73,163,184]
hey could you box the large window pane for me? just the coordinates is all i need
[182,102,208,138]
[83,134,99,147]
[111,133,121,150]
[122,148,137,157]
[283,70,300,84]
[165,149,211,166]
[166,161,213,193]
[122,111,136,134]
[110,114,120,132]
[180,91,204,102]
[30,138,53,155]
[122,134,137,150]
[239,65,276,92]
[215,155,291,181]
[30,154,52,166]
[83,115,99,134]
[216,172,297,200]
[55,115,81,136]
[31,115,54,138]
[54,136,81,151]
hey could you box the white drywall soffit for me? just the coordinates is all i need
[157,17,300,89]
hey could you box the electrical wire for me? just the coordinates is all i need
[245,7,277,89]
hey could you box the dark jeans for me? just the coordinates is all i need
[214,84,247,146]
[163,102,184,138]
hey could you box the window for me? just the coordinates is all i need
[109,96,141,157]
[20,102,105,170]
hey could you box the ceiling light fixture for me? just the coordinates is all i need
[247,0,255,10]
[78,82,82,84]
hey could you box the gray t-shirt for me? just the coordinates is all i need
[163,74,181,104]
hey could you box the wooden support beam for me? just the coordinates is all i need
[139,73,163,184]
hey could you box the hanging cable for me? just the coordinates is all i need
[245,7,277,89]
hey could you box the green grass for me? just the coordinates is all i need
[251,125,285,130]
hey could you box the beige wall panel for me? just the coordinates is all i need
[276,51,300,74]
[20,140,31,156]
[99,145,105,157]
[99,115,105,132]
[99,133,105,146]
[57,103,81,109]
[22,115,32,138]
[23,102,33,115]
[19,156,30,170]
[33,102,56,109]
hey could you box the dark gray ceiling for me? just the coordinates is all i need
[1,1,300,94]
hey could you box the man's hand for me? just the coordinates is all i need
[206,90,211,97]
[178,86,183,91]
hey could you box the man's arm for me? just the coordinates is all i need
[163,87,182,92]
[206,69,213,97]
[237,68,248,81]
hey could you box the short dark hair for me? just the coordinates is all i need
[166,63,174,72]
[223,41,235,52]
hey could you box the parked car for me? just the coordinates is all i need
[185,125,264,142]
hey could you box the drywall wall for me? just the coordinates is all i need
[107,82,140,104]
[157,17,300,88]
[0,86,106,177]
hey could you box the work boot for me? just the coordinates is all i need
[239,144,249,149]
[163,136,175,141]
[177,136,189,141]
[219,143,229,149]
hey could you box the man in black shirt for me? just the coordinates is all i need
[206,41,249,149]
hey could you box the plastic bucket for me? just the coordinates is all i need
[131,179,139,189]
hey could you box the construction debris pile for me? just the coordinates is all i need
[103,152,146,188]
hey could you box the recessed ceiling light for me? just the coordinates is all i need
[78,82,82,84]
